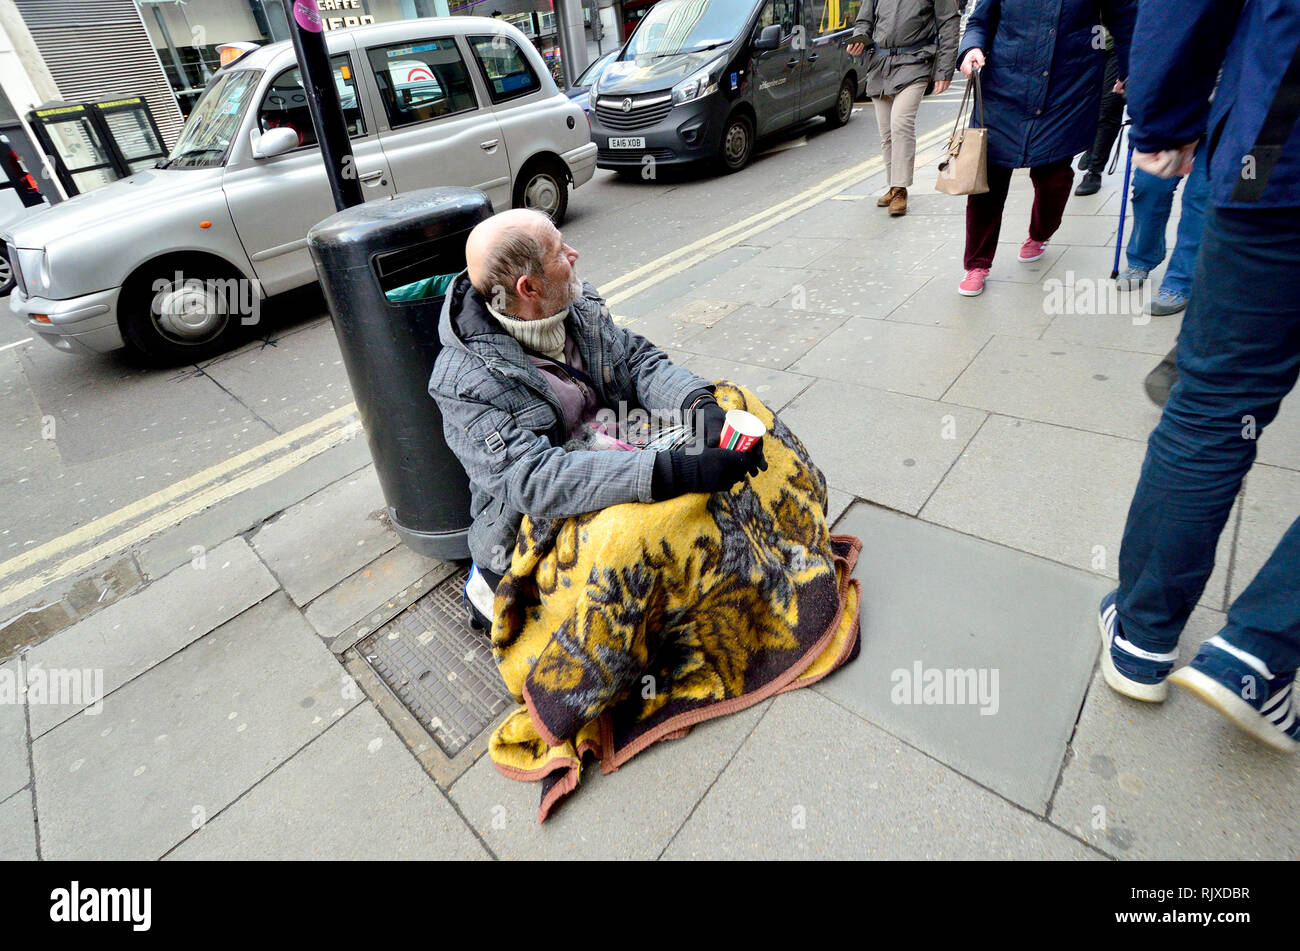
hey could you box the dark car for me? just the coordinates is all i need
[589,0,862,174]
[565,50,618,114]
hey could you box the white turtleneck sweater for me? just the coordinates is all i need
[487,302,568,362]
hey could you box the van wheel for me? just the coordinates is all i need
[119,262,249,365]
[824,77,855,128]
[514,158,569,225]
[717,113,754,173]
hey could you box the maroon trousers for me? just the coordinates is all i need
[963,159,1075,270]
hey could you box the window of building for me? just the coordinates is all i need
[468,35,542,102]
[367,38,478,127]
[757,0,798,35]
[805,0,862,36]
[257,55,365,147]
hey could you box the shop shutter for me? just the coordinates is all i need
[15,0,186,147]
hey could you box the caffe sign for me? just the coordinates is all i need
[316,0,376,29]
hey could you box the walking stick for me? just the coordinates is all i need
[1110,119,1134,279]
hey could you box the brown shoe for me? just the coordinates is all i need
[877,186,898,207]
[889,186,908,216]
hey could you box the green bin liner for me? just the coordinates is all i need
[384,272,457,302]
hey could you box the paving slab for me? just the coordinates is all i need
[200,318,355,434]
[684,263,808,308]
[678,304,846,370]
[664,691,1098,859]
[134,434,373,580]
[1051,607,1300,860]
[447,701,767,860]
[756,202,895,243]
[825,488,854,527]
[672,352,814,412]
[0,658,28,800]
[1042,244,1130,287]
[920,416,1234,609]
[782,379,986,515]
[888,273,1057,338]
[818,503,1110,813]
[0,788,37,860]
[25,537,278,736]
[1047,215,1119,247]
[166,703,486,860]
[610,246,764,320]
[943,336,1165,442]
[32,593,359,860]
[304,544,441,641]
[1040,310,1183,357]
[773,268,931,319]
[1229,464,1300,605]
[740,236,854,270]
[1257,390,1300,473]
[250,466,400,606]
[789,316,989,399]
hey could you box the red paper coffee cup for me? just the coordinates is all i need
[718,409,765,451]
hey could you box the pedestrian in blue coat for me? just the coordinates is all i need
[954,0,1135,296]
[1098,0,1300,754]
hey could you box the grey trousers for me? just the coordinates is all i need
[873,79,928,188]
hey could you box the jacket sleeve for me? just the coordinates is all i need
[436,385,660,519]
[1126,0,1243,153]
[957,0,999,62]
[1099,0,1136,84]
[935,0,961,78]
[851,0,875,41]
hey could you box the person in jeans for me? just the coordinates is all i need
[1099,0,1300,753]
[847,0,960,217]
[954,0,1135,297]
[1115,138,1209,318]
[1074,36,1124,196]
[427,209,764,628]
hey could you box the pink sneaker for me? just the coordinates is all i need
[1018,237,1048,262]
[958,268,990,297]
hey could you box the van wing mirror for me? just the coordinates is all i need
[752,24,782,51]
[251,126,299,159]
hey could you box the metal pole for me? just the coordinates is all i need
[283,0,363,210]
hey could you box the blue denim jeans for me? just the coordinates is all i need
[1124,141,1210,289]
[1116,204,1300,673]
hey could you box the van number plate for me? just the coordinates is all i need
[608,137,645,149]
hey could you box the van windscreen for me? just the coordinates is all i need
[621,0,753,60]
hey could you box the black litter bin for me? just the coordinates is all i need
[307,186,493,560]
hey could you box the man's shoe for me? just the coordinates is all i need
[877,186,898,207]
[1147,288,1188,316]
[1169,637,1300,753]
[889,186,908,216]
[1115,266,1149,290]
[1018,237,1048,262]
[958,267,989,296]
[1098,590,1175,702]
[1074,170,1102,196]
[1143,347,1178,407]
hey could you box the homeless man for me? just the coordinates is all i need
[427,208,765,626]
[426,208,863,821]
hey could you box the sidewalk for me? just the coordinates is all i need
[4,139,1299,862]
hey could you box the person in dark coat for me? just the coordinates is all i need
[954,0,1135,296]
[1098,0,1300,755]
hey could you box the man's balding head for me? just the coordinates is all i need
[465,209,559,316]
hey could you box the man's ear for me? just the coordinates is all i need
[515,272,539,303]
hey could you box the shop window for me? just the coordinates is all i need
[367,38,478,127]
[257,55,365,146]
[806,0,862,36]
[468,35,542,102]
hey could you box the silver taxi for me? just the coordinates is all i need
[6,16,596,363]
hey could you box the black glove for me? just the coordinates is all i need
[651,439,767,500]
[694,400,727,450]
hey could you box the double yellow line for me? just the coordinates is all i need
[0,120,953,612]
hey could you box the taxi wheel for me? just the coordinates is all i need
[0,250,12,297]
[824,77,856,128]
[119,261,248,366]
[717,113,754,174]
[513,158,569,225]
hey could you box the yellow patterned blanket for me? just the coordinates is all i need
[487,383,862,822]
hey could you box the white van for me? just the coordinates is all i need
[5,17,596,363]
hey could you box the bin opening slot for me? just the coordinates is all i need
[374,232,471,301]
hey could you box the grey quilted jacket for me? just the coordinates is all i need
[852,0,960,98]
[427,271,711,571]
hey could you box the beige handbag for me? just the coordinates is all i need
[936,68,988,195]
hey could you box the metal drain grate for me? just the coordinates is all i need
[357,567,512,757]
